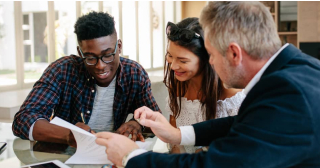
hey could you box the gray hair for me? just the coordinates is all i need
[200,1,281,60]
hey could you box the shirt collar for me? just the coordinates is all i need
[244,43,289,95]
[116,58,124,90]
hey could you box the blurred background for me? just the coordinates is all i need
[1,1,320,92]
[1,1,320,166]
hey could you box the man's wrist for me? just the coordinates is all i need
[172,127,181,145]
[122,148,140,167]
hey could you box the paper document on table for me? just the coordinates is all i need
[50,117,155,164]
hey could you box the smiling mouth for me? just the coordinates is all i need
[174,71,185,76]
[96,71,110,78]
[98,72,108,75]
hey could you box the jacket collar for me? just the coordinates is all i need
[262,44,300,77]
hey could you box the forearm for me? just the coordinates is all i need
[13,111,51,139]
[32,119,70,144]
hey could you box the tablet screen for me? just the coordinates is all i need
[28,162,60,168]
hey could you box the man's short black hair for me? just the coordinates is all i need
[74,11,116,42]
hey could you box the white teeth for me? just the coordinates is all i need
[98,72,108,76]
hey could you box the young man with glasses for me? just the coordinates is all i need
[12,11,160,147]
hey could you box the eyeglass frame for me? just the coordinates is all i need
[78,40,118,66]
[166,22,201,43]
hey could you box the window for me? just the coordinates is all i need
[0,2,16,87]
[138,2,151,69]
[103,1,119,38]
[152,1,165,68]
[22,1,49,84]
[122,1,137,61]
[0,1,180,92]
[81,1,99,15]
[54,1,77,57]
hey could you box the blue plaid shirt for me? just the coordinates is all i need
[13,55,160,139]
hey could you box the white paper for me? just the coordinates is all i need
[50,117,155,164]
[153,138,169,153]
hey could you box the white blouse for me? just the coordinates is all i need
[166,90,246,153]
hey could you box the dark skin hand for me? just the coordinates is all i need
[67,122,95,148]
[33,120,94,148]
[115,120,145,142]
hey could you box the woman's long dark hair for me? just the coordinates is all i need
[164,17,223,120]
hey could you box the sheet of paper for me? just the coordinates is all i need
[66,130,110,164]
[152,138,169,153]
[50,117,156,164]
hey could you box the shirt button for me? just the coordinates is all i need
[87,111,90,114]
[92,90,94,93]
[87,78,89,81]
[92,77,94,79]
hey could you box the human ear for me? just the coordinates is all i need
[226,43,242,66]
[118,39,122,54]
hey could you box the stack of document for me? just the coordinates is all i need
[50,117,156,164]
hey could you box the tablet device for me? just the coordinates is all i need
[21,160,70,168]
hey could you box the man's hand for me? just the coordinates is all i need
[67,122,94,147]
[115,120,144,142]
[75,122,93,132]
[134,106,181,145]
[95,132,139,167]
[67,131,77,148]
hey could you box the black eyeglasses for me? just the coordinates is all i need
[79,40,118,66]
[166,22,201,43]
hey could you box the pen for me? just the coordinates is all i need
[49,109,55,121]
[81,112,92,133]
[81,112,86,124]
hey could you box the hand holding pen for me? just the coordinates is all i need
[66,122,94,148]
[66,112,95,147]
[80,112,95,134]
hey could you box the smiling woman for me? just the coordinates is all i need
[166,42,201,82]
[163,17,245,153]
[164,17,221,122]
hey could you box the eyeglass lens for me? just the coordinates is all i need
[85,56,114,65]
